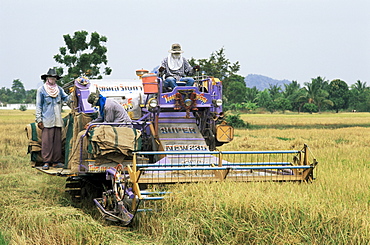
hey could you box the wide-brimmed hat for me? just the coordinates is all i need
[87,92,100,106]
[41,68,62,80]
[168,43,184,53]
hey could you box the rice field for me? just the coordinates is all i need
[0,110,369,244]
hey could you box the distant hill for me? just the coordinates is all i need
[244,74,291,91]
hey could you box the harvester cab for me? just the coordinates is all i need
[27,69,318,226]
[140,71,233,153]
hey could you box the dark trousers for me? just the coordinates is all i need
[41,127,62,163]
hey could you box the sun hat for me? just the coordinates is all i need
[87,92,99,106]
[168,43,184,53]
[41,68,62,80]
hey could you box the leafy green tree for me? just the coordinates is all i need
[189,47,240,80]
[225,114,249,128]
[350,88,370,112]
[25,89,37,104]
[282,81,307,113]
[303,103,318,114]
[189,47,241,94]
[54,30,112,86]
[283,80,300,98]
[224,74,246,104]
[268,84,282,101]
[357,90,370,112]
[243,102,258,111]
[304,76,333,113]
[328,79,350,113]
[349,80,369,111]
[266,84,295,113]
[228,103,244,111]
[289,88,308,113]
[256,89,276,113]
[0,87,12,104]
[256,89,271,107]
[189,48,244,110]
[11,79,26,103]
[352,80,367,92]
[245,86,259,103]
[275,97,292,113]
[225,102,258,112]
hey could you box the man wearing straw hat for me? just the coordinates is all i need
[158,43,200,90]
[36,68,69,170]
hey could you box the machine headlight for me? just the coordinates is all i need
[184,98,192,107]
[216,99,222,107]
[148,98,158,108]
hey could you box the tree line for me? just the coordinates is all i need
[224,77,370,113]
[0,79,36,104]
[190,49,369,113]
[1,30,369,113]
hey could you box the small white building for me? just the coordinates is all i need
[0,103,70,110]
[0,103,36,110]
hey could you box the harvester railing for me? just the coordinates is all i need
[127,145,317,200]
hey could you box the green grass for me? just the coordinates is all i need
[334,138,350,144]
[276,136,295,141]
[0,231,9,245]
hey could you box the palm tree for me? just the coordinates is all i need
[290,88,308,113]
[245,86,259,103]
[303,77,333,113]
[268,84,282,100]
[283,80,301,98]
[349,80,369,111]
[352,80,367,92]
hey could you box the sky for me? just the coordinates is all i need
[1,0,369,90]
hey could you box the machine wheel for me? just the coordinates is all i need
[99,164,134,224]
[112,164,127,202]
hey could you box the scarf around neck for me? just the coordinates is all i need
[167,54,183,70]
[96,95,106,120]
[44,80,59,97]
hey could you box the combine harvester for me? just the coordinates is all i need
[27,70,318,225]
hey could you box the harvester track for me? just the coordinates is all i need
[65,175,111,207]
